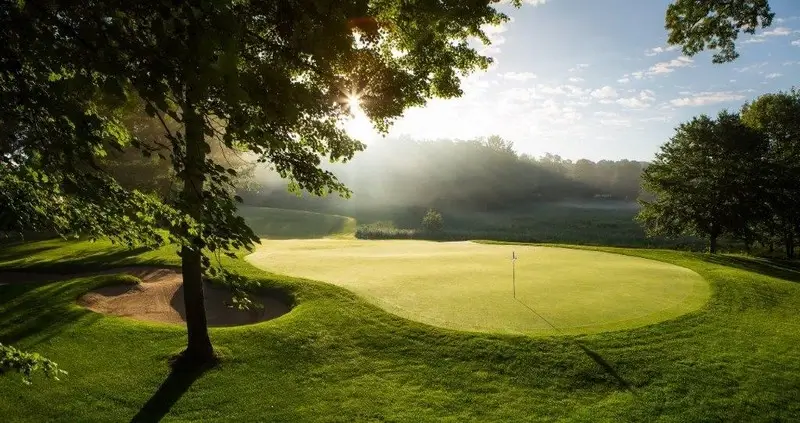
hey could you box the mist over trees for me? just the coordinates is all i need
[241,136,649,214]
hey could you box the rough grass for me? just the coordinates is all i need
[247,239,709,335]
[238,206,356,239]
[1,239,800,422]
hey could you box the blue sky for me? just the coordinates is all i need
[353,0,800,161]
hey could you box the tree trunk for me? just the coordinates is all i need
[177,21,214,365]
[709,234,718,254]
[709,224,719,254]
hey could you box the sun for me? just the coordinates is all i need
[344,95,377,142]
[347,94,361,111]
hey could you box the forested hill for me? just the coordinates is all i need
[241,136,648,212]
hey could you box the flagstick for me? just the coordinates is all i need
[512,251,516,299]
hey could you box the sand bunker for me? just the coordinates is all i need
[1,267,291,326]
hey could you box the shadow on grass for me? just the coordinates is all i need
[574,342,632,392]
[42,246,155,271]
[0,244,62,266]
[130,359,215,423]
[701,254,800,284]
[0,282,98,347]
[513,298,632,391]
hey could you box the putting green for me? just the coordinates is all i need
[246,240,709,335]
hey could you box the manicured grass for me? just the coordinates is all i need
[1,239,800,421]
[247,240,709,335]
[238,206,356,239]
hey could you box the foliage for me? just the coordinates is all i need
[1,0,521,361]
[740,89,800,257]
[638,111,766,253]
[100,103,254,200]
[639,89,800,257]
[0,343,67,385]
[421,208,444,232]
[666,0,775,63]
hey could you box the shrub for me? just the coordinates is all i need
[421,208,444,233]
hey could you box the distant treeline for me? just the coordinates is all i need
[241,136,648,213]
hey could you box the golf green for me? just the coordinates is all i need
[247,240,709,335]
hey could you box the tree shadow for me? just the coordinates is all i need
[0,244,62,266]
[130,358,216,423]
[0,282,99,347]
[700,254,800,283]
[574,341,632,392]
[48,246,155,270]
[513,298,632,391]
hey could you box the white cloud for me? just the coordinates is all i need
[644,45,679,56]
[616,90,656,109]
[594,111,618,118]
[764,27,793,36]
[564,99,592,108]
[743,26,793,43]
[501,71,537,81]
[624,56,693,82]
[775,16,800,24]
[590,86,619,99]
[568,76,585,83]
[537,83,588,98]
[647,56,693,75]
[499,87,542,103]
[792,39,800,46]
[766,72,782,79]
[640,116,670,123]
[669,91,746,107]
[568,63,590,73]
[600,119,632,127]
[479,21,510,54]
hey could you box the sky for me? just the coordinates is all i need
[348,0,800,162]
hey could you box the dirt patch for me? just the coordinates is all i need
[1,267,291,326]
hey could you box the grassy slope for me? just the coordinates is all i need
[238,206,356,239]
[247,240,709,335]
[1,240,799,422]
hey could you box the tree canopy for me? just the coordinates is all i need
[0,0,523,364]
[638,111,766,253]
[639,90,800,256]
[665,0,774,63]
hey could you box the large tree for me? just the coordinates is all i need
[638,111,766,253]
[741,90,800,257]
[1,0,518,365]
[665,0,774,63]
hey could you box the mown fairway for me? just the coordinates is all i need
[247,240,709,334]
